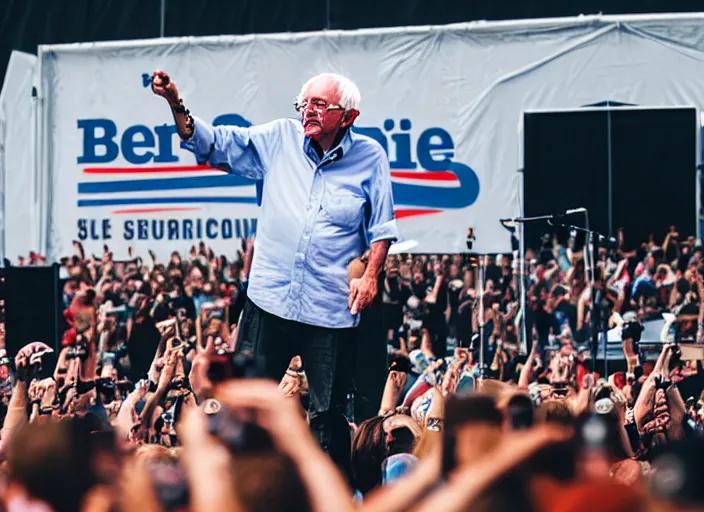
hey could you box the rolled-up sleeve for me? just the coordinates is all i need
[366,155,399,244]
[180,116,279,180]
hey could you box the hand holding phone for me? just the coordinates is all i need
[551,382,569,399]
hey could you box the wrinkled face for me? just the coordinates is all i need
[298,76,354,141]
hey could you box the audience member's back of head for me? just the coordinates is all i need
[7,418,99,512]
[444,394,536,512]
[468,472,536,512]
[445,394,504,470]
[445,393,503,428]
[539,400,574,427]
[133,444,177,465]
[233,451,312,512]
[351,415,386,495]
[479,379,514,404]
[121,437,311,512]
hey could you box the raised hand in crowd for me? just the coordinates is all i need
[189,335,215,401]
[279,355,306,398]
[213,379,355,512]
[5,226,704,511]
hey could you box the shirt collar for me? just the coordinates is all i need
[304,127,354,167]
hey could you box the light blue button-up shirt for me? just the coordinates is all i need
[181,117,399,328]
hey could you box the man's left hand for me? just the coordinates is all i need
[349,275,378,315]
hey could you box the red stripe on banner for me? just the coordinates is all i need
[111,207,202,214]
[394,209,443,219]
[84,165,215,174]
[390,171,456,181]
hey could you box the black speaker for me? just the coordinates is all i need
[523,109,609,250]
[3,265,62,360]
[523,107,697,250]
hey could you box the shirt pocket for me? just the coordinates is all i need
[323,186,365,229]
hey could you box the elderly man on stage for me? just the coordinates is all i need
[151,70,398,473]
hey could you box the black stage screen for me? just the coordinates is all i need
[523,107,697,251]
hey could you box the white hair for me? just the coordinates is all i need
[297,73,361,111]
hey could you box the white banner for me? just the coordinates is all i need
[34,15,704,261]
[0,50,37,262]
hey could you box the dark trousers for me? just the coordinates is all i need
[353,272,388,424]
[237,298,356,476]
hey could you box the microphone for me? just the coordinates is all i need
[551,208,587,221]
[500,219,519,229]
[500,207,587,224]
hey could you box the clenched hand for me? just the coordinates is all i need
[151,70,180,105]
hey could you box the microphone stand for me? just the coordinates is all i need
[478,255,486,378]
[583,211,597,362]
[500,218,528,355]
[500,208,591,357]
[501,210,584,355]
[548,220,605,367]
[519,220,527,355]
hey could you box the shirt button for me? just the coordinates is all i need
[295,253,305,263]
[303,235,310,242]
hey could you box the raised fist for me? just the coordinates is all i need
[151,70,180,105]
[15,341,53,369]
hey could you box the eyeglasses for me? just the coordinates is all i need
[294,99,345,113]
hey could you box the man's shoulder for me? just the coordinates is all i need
[275,117,302,129]
[254,117,300,134]
[245,118,303,146]
[351,130,387,157]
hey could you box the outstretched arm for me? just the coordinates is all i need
[151,70,279,180]
[151,71,195,140]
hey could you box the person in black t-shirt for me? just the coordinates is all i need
[382,260,408,345]
[425,264,449,358]
[447,263,463,340]
[485,256,502,289]
[538,234,556,266]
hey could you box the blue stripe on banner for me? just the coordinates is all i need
[78,197,259,207]
[78,174,255,194]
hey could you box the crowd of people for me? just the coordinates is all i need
[0,226,704,511]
